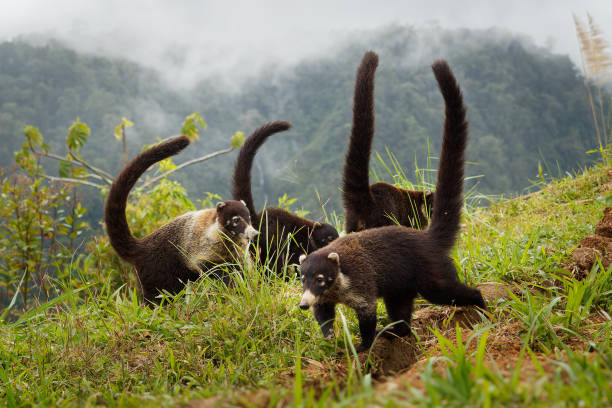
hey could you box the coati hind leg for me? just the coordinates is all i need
[419,266,486,310]
[381,295,414,339]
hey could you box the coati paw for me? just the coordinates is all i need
[375,327,397,339]
[356,343,372,353]
[323,329,335,339]
[376,327,411,340]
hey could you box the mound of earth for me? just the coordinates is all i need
[366,282,517,377]
[567,206,612,280]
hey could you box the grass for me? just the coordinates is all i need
[1,161,612,406]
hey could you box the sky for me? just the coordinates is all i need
[0,0,610,86]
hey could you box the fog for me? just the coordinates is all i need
[1,0,610,87]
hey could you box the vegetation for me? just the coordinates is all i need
[1,21,611,407]
[0,114,243,310]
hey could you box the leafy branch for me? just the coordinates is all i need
[26,113,245,192]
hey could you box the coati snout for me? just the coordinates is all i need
[216,200,258,240]
[298,252,340,310]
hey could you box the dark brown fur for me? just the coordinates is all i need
[299,60,485,351]
[104,136,257,304]
[232,121,339,275]
[343,51,433,233]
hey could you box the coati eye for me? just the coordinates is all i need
[232,216,240,225]
[316,276,325,285]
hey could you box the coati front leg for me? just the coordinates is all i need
[354,304,378,351]
[313,302,336,338]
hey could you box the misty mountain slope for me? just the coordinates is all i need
[0,26,604,222]
[259,31,600,212]
[0,40,207,185]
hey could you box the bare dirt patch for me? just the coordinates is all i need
[566,206,612,279]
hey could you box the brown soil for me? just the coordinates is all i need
[566,206,612,280]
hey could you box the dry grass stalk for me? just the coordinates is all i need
[573,13,612,158]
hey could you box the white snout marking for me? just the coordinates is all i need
[300,289,316,307]
[245,225,259,240]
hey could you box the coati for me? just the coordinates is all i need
[104,135,258,304]
[232,121,339,275]
[298,60,486,351]
[343,51,433,233]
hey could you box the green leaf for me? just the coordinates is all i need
[181,112,207,142]
[114,117,134,141]
[157,158,178,172]
[67,118,90,153]
[59,160,71,178]
[231,131,245,149]
[71,167,88,178]
[24,125,43,147]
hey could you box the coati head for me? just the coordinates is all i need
[407,190,434,227]
[298,252,341,309]
[308,222,340,250]
[216,200,258,240]
[421,191,434,217]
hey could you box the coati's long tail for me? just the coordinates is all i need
[104,136,191,261]
[342,51,379,222]
[231,121,292,220]
[426,60,468,252]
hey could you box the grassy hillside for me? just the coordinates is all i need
[1,159,611,407]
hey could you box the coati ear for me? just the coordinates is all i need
[240,200,247,207]
[299,254,307,264]
[424,192,434,209]
[216,202,226,211]
[313,221,322,229]
[327,252,340,265]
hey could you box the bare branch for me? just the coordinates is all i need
[42,175,105,189]
[41,152,114,183]
[140,146,235,190]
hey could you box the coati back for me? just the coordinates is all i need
[299,60,485,351]
[232,121,339,275]
[343,51,433,233]
[104,136,258,303]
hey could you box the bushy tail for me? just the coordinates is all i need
[426,60,469,252]
[104,136,191,261]
[231,121,292,219]
[342,51,379,217]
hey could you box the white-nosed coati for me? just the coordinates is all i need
[299,60,486,351]
[104,136,258,304]
[343,51,433,233]
[232,121,339,275]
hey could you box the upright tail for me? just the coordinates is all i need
[426,60,469,252]
[342,51,379,217]
[104,136,191,261]
[231,121,292,219]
